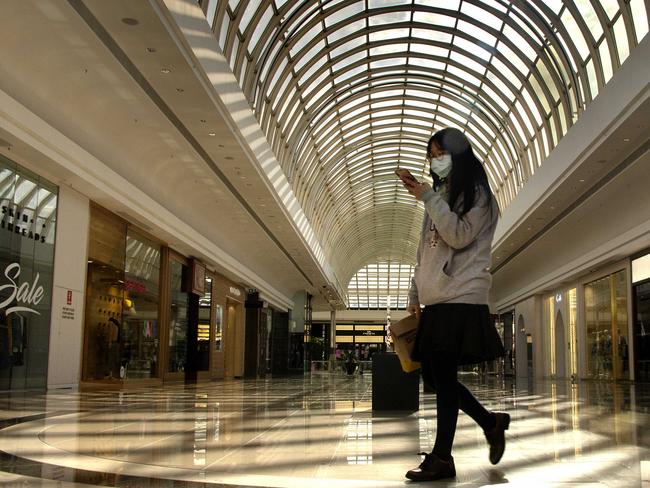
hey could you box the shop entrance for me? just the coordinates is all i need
[82,208,162,385]
[225,298,243,377]
[196,275,214,373]
[527,334,534,378]
[585,270,630,380]
[501,311,515,376]
[515,315,528,378]
[166,256,190,380]
[555,312,566,379]
[633,280,650,381]
[165,256,214,383]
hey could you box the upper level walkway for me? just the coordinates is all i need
[1,374,649,487]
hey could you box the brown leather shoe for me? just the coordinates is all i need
[405,452,456,481]
[484,412,510,465]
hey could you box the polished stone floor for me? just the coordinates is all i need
[1,373,649,487]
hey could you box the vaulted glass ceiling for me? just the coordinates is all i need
[200,0,648,307]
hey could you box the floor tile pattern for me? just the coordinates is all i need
[1,373,649,487]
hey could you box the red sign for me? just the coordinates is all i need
[125,279,146,294]
[66,290,72,305]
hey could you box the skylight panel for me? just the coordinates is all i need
[370,58,408,69]
[331,38,361,59]
[614,16,630,63]
[369,11,410,26]
[502,24,538,61]
[560,9,589,60]
[406,58,444,74]
[290,23,323,58]
[412,11,456,28]
[411,27,453,44]
[369,29,410,43]
[631,0,649,42]
[295,40,327,73]
[333,52,367,72]
[369,42,409,55]
[248,6,273,52]
[300,69,328,96]
[599,0,621,20]
[239,0,261,33]
[371,99,400,110]
[328,18,366,44]
[450,51,486,77]
[409,44,450,59]
[461,3,502,32]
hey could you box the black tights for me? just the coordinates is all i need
[422,353,495,460]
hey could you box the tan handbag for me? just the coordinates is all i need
[388,314,421,373]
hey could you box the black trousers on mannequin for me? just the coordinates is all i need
[421,353,496,460]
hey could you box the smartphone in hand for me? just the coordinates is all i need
[395,168,418,185]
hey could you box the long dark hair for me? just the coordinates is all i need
[428,128,495,217]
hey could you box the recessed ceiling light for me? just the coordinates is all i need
[579,179,585,182]
[121,17,139,25]
[161,68,171,74]
[623,138,630,142]
[208,132,216,136]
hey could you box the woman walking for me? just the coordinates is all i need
[398,127,509,481]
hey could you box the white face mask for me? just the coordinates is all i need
[430,154,452,179]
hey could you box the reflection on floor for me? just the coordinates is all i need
[1,373,649,487]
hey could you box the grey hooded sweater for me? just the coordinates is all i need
[408,185,499,306]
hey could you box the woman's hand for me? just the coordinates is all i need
[402,178,432,201]
[407,302,421,317]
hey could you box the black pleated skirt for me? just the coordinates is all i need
[411,303,505,366]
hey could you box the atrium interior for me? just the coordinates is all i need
[0,0,649,486]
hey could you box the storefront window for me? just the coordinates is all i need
[215,304,223,351]
[547,296,556,377]
[568,288,578,378]
[546,289,578,379]
[0,157,57,390]
[585,270,629,380]
[85,262,125,380]
[633,280,650,381]
[197,276,212,371]
[123,230,160,378]
[83,207,161,381]
[168,260,189,373]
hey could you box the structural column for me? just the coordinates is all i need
[329,310,336,364]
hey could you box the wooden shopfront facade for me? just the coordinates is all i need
[81,203,245,388]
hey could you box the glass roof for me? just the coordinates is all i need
[201,0,649,302]
[347,262,414,309]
